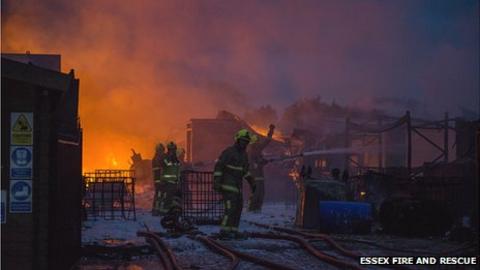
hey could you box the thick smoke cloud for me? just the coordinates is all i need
[2,0,478,170]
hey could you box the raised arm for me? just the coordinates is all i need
[256,124,275,151]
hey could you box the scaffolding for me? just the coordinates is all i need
[345,111,456,178]
[344,113,478,221]
[82,170,136,220]
[181,170,224,224]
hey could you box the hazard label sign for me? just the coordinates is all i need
[10,180,32,213]
[11,112,33,145]
[10,146,33,179]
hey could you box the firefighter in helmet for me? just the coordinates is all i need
[214,129,256,239]
[247,124,275,212]
[151,143,165,216]
[157,141,182,216]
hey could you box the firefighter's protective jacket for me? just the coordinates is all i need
[214,145,255,193]
[152,153,164,183]
[161,156,181,183]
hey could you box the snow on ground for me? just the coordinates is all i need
[81,202,332,269]
[81,202,296,245]
[81,202,475,270]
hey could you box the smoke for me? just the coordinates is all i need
[2,0,478,171]
[2,0,260,171]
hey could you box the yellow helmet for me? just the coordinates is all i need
[234,129,254,142]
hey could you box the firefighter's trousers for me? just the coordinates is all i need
[220,190,243,231]
[154,182,180,215]
[153,182,162,213]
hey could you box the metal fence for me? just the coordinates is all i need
[82,170,136,220]
[181,171,224,224]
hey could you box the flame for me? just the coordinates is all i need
[111,156,118,167]
[1,1,290,173]
[288,170,300,181]
[1,2,229,173]
[97,153,123,170]
[249,124,285,143]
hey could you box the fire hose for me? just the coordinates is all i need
[137,230,182,270]
[247,221,360,258]
[246,231,364,270]
[200,236,296,270]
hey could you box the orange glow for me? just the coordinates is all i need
[2,1,301,172]
[110,155,118,168]
[1,2,229,172]
[249,124,285,143]
[288,169,300,181]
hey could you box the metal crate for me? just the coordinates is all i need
[181,171,224,224]
[83,170,136,220]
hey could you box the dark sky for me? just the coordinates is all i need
[2,0,479,169]
[2,0,478,117]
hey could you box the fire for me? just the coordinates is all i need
[250,125,269,136]
[249,124,285,143]
[1,1,292,173]
[1,2,228,173]
[111,156,118,167]
[288,170,300,181]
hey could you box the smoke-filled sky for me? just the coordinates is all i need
[2,0,478,170]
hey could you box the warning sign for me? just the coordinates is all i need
[10,180,32,213]
[1,190,6,224]
[12,114,32,132]
[10,146,33,179]
[11,113,33,145]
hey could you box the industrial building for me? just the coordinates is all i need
[1,56,82,270]
[186,115,243,168]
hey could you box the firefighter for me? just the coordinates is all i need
[151,143,165,216]
[247,124,275,212]
[157,142,182,216]
[214,129,256,239]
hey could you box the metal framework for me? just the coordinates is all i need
[82,170,136,220]
[345,111,455,178]
[181,170,224,224]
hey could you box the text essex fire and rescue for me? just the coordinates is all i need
[359,256,477,265]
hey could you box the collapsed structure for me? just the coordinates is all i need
[289,107,477,236]
[180,101,478,236]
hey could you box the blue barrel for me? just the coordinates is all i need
[318,201,373,234]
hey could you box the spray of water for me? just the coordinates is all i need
[267,144,395,163]
[302,147,361,156]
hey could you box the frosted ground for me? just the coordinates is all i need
[79,201,472,270]
[80,203,323,270]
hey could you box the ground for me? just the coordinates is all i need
[76,202,475,270]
